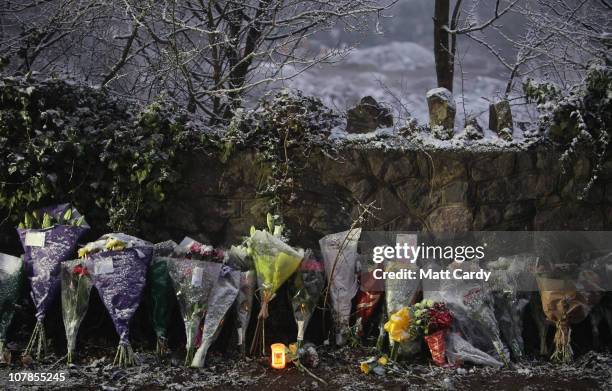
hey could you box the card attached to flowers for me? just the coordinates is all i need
[25,232,46,247]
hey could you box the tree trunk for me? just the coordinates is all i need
[434,0,453,92]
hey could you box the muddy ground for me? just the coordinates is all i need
[1,344,611,390]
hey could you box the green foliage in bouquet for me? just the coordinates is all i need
[18,206,86,229]
[0,75,215,232]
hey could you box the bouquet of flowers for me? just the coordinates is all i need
[17,204,89,360]
[410,300,453,366]
[83,234,153,367]
[355,290,382,338]
[383,306,412,360]
[536,273,596,363]
[533,232,600,364]
[0,253,23,361]
[225,244,256,354]
[288,250,325,348]
[382,234,420,356]
[355,257,383,339]
[235,269,256,355]
[424,261,509,366]
[166,240,223,365]
[60,260,93,364]
[225,244,253,271]
[319,228,361,346]
[191,267,241,367]
[248,214,304,356]
[487,255,534,360]
[174,237,226,263]
[147,241,177,356]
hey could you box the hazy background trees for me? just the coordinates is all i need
[0,0,395,123]
[0,0,609,125]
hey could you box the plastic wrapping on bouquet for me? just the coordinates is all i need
[320,229,361,346]
[0,253,23,344]
[236,270,256,349]
[191,268,240,367]
[17,206,89,321]
[90,247,152,344]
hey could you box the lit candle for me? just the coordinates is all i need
[270,343,286,369]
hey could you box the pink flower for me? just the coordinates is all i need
[189,242,202,254]
[300,259,323,272]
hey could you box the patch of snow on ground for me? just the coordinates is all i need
[343,41,435,72]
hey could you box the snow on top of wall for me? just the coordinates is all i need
[328,125,540,153]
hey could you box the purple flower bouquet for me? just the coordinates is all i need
[16,204,89,360]
[89,241,152,367]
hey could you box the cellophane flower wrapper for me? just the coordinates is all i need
[288,252,325,345]
[355,259,383,337]
[235,270,256,352]
[248,229,302,356]
[167,256,223,364]
[148,241,177,354]
[355,290,382,337]
[487,255,534,360]
[536,274,597,363]
[191,267,241,367]
[424,330,447,366]
[61,259,93,363]
[445,332,502,367]
[251,230,303,296]
[424,261,508,366]
[320,228,361,346]
[0,253,23,354]
[17,204,89,322]
[384,260,420,355]
[226,245,253,271]
[90,242,153,364]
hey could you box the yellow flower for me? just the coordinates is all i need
[377,355,389,366]
[288,343,298,355]
[360,361,370,374]
[384,307,411,343]
[105,238,126,251]
[78,247,89,259]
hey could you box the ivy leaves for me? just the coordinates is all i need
[524,64,612,198]
[0,76,195,233]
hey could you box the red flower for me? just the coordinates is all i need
[73,264,90,276]
[214,248,225,260]
[427,303,453,333]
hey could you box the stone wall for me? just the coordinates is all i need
[160,143,612,250]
